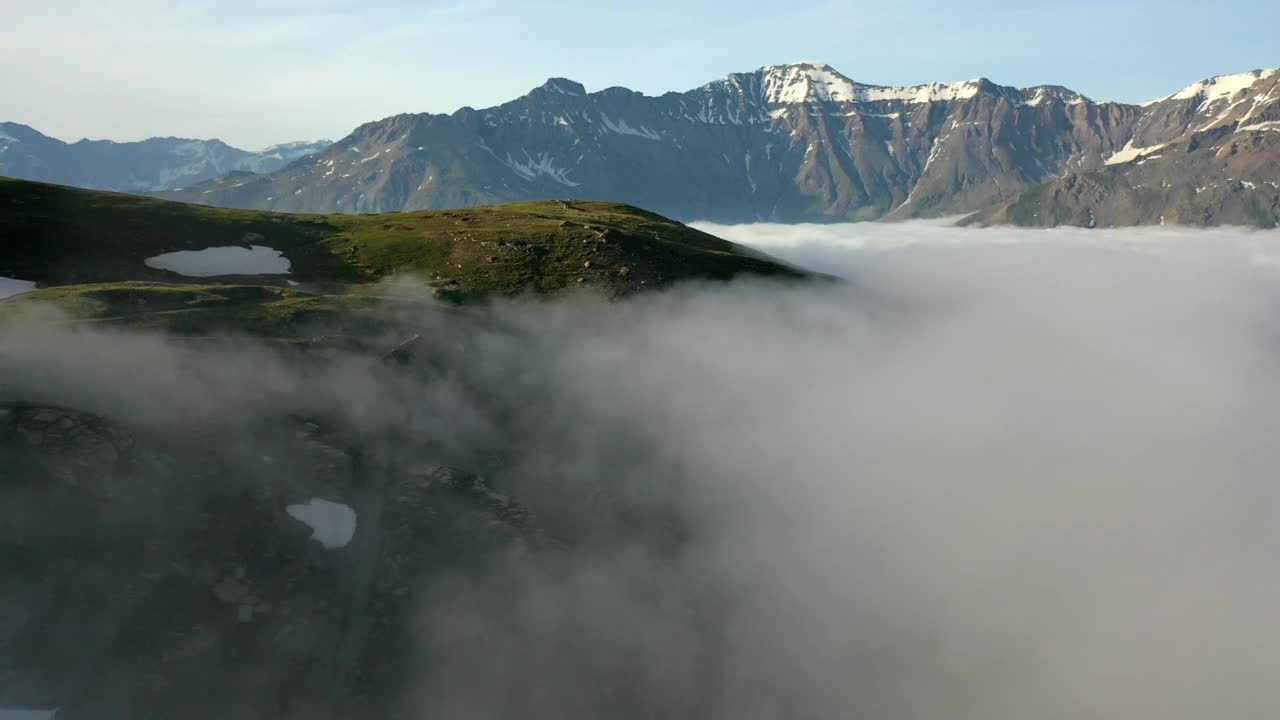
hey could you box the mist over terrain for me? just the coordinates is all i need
[4,223,1280,718]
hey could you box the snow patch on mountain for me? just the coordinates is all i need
[759,63,984,105]
[1105,140,1169,166]
[859,80,983,104]
[762,62,861,103]
[477,139,580,186]
[502,149,580,186]
[1239,84,1280,124]
[1024,87,1088,107]
[598,113,662,140]
[1024,92,1050,107]
[1155,69,1278,105]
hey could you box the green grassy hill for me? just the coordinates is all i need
[0,177,799,296]
[0,177,808,336]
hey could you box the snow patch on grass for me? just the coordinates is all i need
[0,277,37,300]
[286,499,357,550]
[144,246,291,277]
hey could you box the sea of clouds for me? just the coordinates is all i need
[405,222,1280,719]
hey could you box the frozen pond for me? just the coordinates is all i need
[144,245,291,277]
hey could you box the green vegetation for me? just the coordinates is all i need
[0,177,802,299]
[0,176,809,338]
[0,281,395,336]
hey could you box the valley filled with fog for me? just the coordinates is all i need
[5,222,1280,718]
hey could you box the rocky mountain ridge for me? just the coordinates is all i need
[159,63,1280,227]
[965,69,1280,227]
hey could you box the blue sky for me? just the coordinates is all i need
[3,0,1277,149]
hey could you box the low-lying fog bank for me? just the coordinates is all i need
[696,218,1280,278]
[4,223,1280,719]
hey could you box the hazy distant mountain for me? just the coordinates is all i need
[0,123,330,192]
[963,69,1280,228]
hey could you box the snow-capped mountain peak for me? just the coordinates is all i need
[1023,86,1089,106]
[760,62,859,103]
[757,63,990,105]
[856,78,986,104]
[537,78,586,97]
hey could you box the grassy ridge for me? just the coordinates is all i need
[0,177,801,301]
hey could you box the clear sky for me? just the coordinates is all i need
[3,0,1277,150]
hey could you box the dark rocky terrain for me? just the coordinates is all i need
[1,397,545,719]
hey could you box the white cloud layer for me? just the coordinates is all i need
[696,219,1280,276]
[404,224,1280,718]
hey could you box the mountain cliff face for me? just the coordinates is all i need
[161,63,1144,222]
[965,69,1280,228]
[159,63,1279,226]
[12,64,1279,227]
[0,123,330,192]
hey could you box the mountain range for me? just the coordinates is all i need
[5,63,1280,227]
[0,122,330,193]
